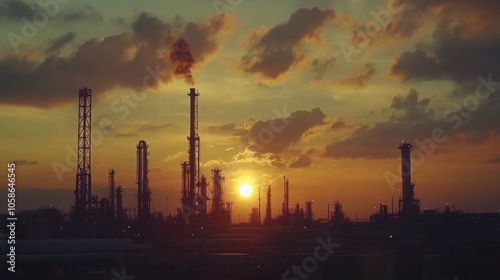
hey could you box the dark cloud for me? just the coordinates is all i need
[205,123,244,135]
[324,87,500,159]
[0,0,36,20]
[324,89,436,159]
[487,156,500,163]
[133,13,171,46]
[12,160,38,166]
[242,107,326,154]
[311,57,335,80]
[339,63,376,88]
[61,5,103,22]
[389,0,500,84]
[351,2,423,48]
[138,123,178,133]
[240,6,335,79]
[0,13,233,107]
[331,117,348,130]
[390,88,431,121]
[183,12,235,62]
[114,133,137,138]
[45,32,76,54]
[289,155,312,168]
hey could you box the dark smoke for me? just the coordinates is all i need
[169,37,196,85]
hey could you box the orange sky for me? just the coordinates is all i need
[1,0,499,221]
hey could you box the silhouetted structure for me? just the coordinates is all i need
[211,168,224,215]
[74,87,92,216]
[199,175,209,216]
[188,88,200,209]
[305,200,313,224]
[108,169,115,220]
[332,201,346,223]
[264,185,272,225]
[249,207,259,225]
[282,176,289,218]
[116,186,124,222]
[398,141,420,219]
[137,140,151,222]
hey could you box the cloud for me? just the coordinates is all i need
[183,12,236,62]
[324,89,436,159]
[0,12,234,108]
[239,6,335,79]
[324,86,500,159]
[163,151,185,162]
[0,1,103,24]
[45,32,76,54]
[389,1,500,84]
[351,2,422,48]
[12,160,38,166]
[201,159,227,167]
[390,88,431,121]
[241,107,326,154]
[289,155,312,168]
[114,133,137,138]
[311,57,335,80]
[487,156,500,163]
[232,149,287,168]
[138,123,178,133]
[0,0,36,20]
[60,5,103,22]
[331,117,350,130]
[339,63,377,88]
[205,122,244,135]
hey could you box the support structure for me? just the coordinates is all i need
[211,168,224,214]
[116,187,123,221]
[264,185,272,225]
[74,87,92,214]
[398,141,420,219]
[199,175,208,216]
[188,88,200,208]
[137,140,151,222]
[108,169,115,220]
[306,200,313,223]
[181,161,189,206]
[282,176,289,217]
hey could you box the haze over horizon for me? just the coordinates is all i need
[1,0,499,221]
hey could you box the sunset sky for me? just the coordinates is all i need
[1,0,499,221]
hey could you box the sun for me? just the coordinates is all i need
[239,183,252,197]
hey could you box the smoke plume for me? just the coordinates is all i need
[169,37,196,85]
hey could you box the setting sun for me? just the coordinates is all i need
[238,184,253,197]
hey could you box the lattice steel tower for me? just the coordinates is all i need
[74,87,92,212]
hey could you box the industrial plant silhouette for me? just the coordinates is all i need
[1,86,499,280]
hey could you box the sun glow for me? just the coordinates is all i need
[238,183,252,197]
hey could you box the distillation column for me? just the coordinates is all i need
[282,176,289,217]
[398,141,420,218]
[211,168,224,214]
[137,140,151,221]
[109,169,115,220]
